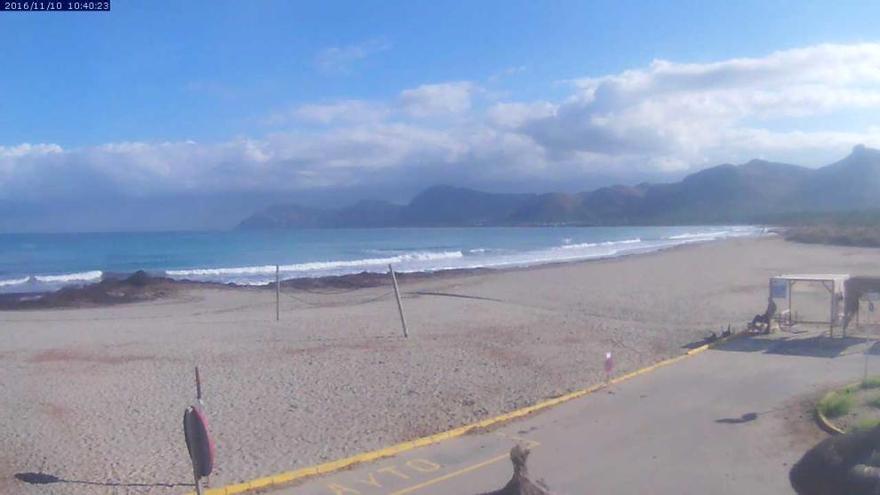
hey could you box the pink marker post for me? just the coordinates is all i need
[604,351,613,385]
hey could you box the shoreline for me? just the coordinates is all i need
[0,225,767,302]
[0,236,762,311]
[4,237,880,494]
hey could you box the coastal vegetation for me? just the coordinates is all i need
[816,378,880,432]
[769,210,880,248]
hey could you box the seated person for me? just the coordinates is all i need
[751,297,777,331]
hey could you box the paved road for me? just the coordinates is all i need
[271,331,878,495]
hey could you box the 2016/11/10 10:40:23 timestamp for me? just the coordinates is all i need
[1,1,109,10]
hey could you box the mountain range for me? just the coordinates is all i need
[238,145,880,228]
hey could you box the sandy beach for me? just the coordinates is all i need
[2,237,879,494]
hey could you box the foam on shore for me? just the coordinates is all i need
[0,226,765,292]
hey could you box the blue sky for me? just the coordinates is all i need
[2,1,880,230]
[3,0,878,146]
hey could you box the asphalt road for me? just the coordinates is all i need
[270,330,877,495]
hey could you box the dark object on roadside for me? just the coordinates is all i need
[707,331,718,343]
[722,324,732,338]
[790,423,880,494]
[479,445,552,495]
[715,412,759,424]
[14,472,61,485]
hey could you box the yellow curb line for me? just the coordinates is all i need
[816,407,846,435]
[190,335,736,495]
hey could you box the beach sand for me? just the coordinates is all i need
[1,237,878,494]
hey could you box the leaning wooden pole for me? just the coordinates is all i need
[389,264,408,338]
[275,265,280,322]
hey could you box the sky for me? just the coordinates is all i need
[2,0,880,231]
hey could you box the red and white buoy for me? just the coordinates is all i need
[184,366,215,495]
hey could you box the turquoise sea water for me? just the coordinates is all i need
[0,226,763,293]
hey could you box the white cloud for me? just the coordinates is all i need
[268,100,390,125]
[315,38,391,75]
[4,43,880,204]
[0,143,62,158]
[531,43,880,165]
[400,82,476,117]
[486,101,556,128]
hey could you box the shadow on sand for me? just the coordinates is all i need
[14,472,192,489]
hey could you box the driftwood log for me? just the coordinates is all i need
[479,445,552,495]
[790,424,880,494]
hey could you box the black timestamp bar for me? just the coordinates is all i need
[1,1,110,10]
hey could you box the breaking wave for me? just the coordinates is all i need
[0,270,103,294]
[165,251,465,284]
[0,226,765,292]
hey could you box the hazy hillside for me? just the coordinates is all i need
[399,186,535,226]
[799,144,880,210]
[238,146,880,229]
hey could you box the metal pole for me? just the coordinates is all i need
[193,468,203,495]
[389,264,408,338]
[831,280,835,337]
[195,366,202,404]
[193,366,204,495]
[275,265,280,322]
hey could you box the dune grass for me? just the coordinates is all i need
[818,389,856,419]
[783,225,880,248]
[853,417,880,432]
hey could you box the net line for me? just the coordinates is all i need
[281,289,395,308]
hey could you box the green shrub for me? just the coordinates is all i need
[819,390,855,418]
[853,418,880,432]
[867,395,880,409]
[862,377,880,389]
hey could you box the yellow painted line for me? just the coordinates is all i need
[189,336,732,495]
[388,452,509,495]
[387,434,541,495]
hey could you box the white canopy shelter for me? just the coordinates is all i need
[770,274,850,335]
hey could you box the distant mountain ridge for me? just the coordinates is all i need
[238,145,880,228]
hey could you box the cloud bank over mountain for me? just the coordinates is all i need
[3,43,880,229]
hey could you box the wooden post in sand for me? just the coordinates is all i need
[195,366,203,405]
[275,265,280,322]
[389,264,408,338]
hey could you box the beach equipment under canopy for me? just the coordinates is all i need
[769,274,850,335]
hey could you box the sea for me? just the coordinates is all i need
[0,225,765,294]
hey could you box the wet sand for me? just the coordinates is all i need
[1,237,878,494]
